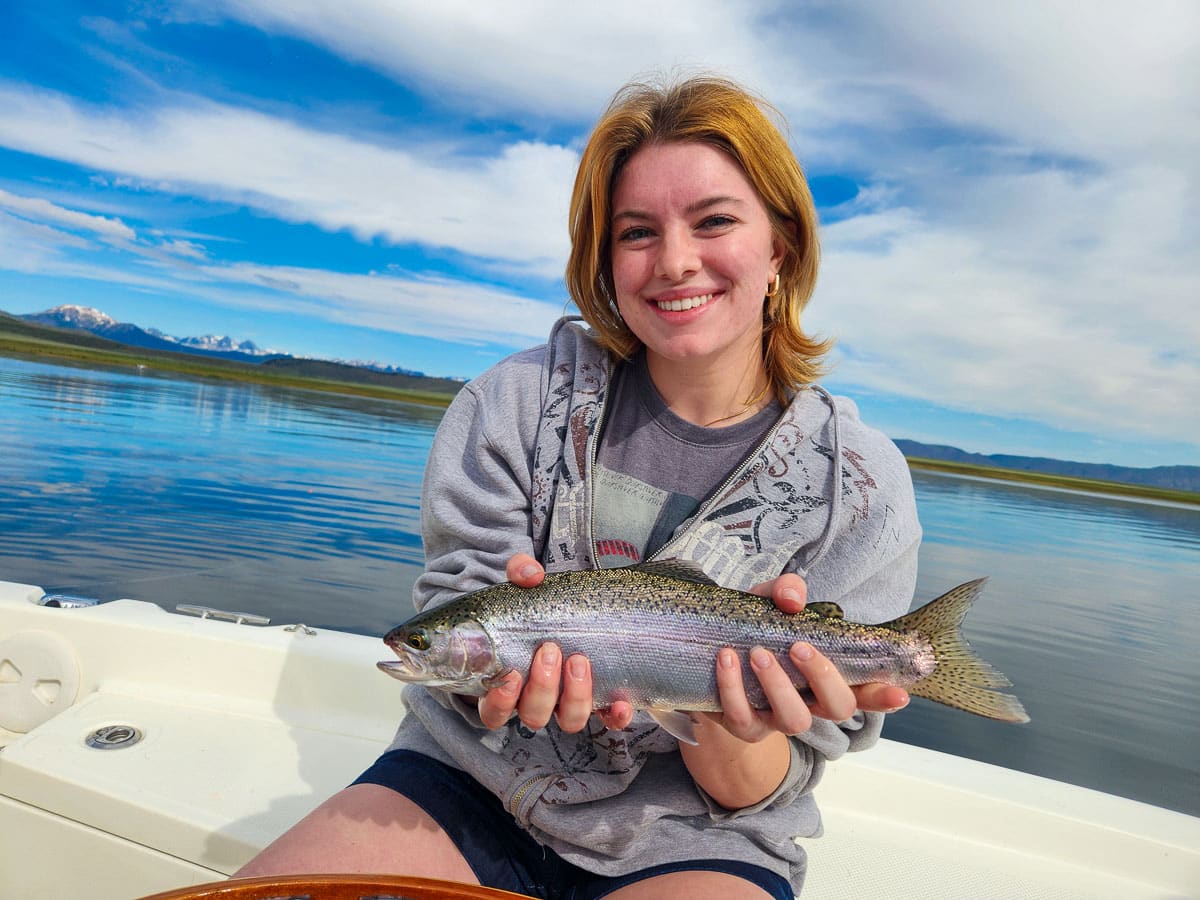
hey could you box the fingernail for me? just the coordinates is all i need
[567,656,588,680]
[540,644,559,669]
[519,564,540,580]
[791,642,814,661]
[719,649,737,669]
[780,587,802,606]
[750,647,774,670]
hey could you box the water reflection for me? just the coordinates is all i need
[0,356,438,636]
[894,469,1200,815]
[1,356,1198,816]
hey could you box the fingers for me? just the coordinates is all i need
[853,682,910,714]
[714,641,861,741]
[555,654,594,733]
[749,572,807,613]
[789,642,858,723]
[714,647,808,742]
[506,553,545,588]
[751,647,817,736]
[714,647,767,740]
[517,642,563,729]
[480,643,599,735]
[477,669,522,730]
[598,700,634,731]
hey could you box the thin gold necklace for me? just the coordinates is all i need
[703,380,773,428]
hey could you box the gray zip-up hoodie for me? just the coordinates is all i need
[385,319,921,892]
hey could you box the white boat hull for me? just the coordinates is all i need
[1,580,1196,899]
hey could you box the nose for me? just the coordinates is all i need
[654,226,700,282]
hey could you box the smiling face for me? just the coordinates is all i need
[609,141,785,389]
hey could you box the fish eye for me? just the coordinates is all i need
[405,629,430,651]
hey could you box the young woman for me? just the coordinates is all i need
[237,75,921,900]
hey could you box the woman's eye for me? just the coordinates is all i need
[699,214,736,230]
[405,630,430,651]
[616,226,653,242]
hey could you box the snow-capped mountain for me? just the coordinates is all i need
[38,304,118,330]
[20,305,279,363]
[16,305,440,377]
[146,327,268,356]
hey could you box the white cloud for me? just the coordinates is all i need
[175,0,782,118]
[0,83,576,279]
[179,1,1198,163]
[196,262,565,346]
[0,211,91,269]
[0,198,563,348]
[811,161,1199,446]
[3,2,1197,455]
[811,2,1200,167]
[0,187,137,242]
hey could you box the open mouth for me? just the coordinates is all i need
[654,292,714,312]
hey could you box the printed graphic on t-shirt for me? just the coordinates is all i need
[593,465,700,567]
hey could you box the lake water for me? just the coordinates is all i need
[1,354,1197,817]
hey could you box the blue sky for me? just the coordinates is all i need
[0,2,1196,468]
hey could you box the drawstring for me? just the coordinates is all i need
[796,384,842,577]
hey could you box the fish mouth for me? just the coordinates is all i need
[375,655,437,684]
[375,657,484,691]
[376,658,420,681]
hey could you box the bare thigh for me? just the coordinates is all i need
[607,869,781,900]
[233,783,476,882]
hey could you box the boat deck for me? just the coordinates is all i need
[2,582,1197,899]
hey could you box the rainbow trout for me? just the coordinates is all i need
[377,560,1029,742]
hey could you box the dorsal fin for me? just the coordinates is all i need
[806,601,845,619]
[632,559,718,586]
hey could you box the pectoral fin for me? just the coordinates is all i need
[480,667,515,691]
[648,708,700,745]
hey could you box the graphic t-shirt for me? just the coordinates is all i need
[593,352,782,568]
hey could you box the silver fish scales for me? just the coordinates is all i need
[378,560,1029,740]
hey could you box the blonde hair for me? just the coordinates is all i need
[566,75,832,396]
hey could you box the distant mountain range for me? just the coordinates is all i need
[17,304,451,379]
[895,439,1200,493]
[19,304,440,379]
[20,305,284,365]
[6,305,1196,492]
[5,304,465,395]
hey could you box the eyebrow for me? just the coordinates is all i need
[612,195,747,221]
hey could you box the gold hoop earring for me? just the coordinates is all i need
[765,273,781,298]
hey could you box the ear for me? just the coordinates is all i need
[770,219,796,273]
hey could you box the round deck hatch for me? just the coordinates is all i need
[85,724,144,749]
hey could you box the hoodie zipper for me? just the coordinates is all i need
[646,410,791,564]
[508,772,554,819]
[585,361,614,566]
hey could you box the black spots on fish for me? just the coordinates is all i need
[633,560,717,586]
[388,566,1029,724]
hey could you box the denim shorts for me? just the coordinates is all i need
[353,749,793,900]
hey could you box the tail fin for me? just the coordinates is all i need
[888,578,1030,723]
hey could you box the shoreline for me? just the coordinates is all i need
[0,334,457,409]
[906,457,1200,506]
[4,337,1196,506]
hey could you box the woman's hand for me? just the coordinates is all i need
[475,554,635,734]
[706,572,909,742]
[681,573,909,810]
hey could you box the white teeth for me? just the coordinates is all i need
[656,293,713,312]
